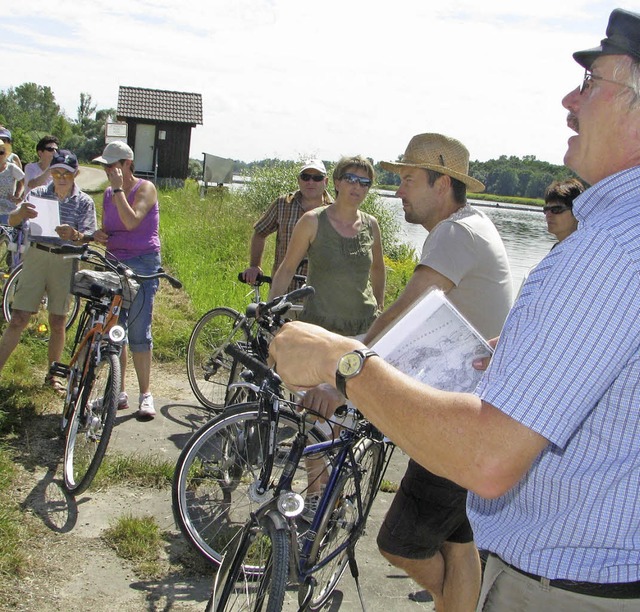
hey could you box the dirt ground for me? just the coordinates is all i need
[5,360,434,612]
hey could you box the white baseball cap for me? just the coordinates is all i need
[93,141,134,164]
[299,158,327,174]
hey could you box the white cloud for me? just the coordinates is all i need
[1,0,624,165]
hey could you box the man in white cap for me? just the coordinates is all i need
[0,150,96,391]
[242,158,333,292]
[272,8,640,610]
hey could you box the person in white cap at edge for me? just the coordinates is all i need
[93,141,161,420]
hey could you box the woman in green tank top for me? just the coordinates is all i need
[269,155,385,336]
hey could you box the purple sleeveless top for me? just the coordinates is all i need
[103,179,160,260]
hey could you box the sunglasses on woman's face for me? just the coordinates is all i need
[340,173,372,188]
[543,205,572,215]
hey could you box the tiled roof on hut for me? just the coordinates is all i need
[117,86,203,124]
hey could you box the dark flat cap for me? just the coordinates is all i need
[574,8,640,69]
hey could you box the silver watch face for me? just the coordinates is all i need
[338,352,362,377]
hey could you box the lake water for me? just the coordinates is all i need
[383,196,555,292]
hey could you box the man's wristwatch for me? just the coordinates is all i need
[335,349,378,399]
[113,188,124,194]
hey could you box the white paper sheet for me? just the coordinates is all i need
[27,194,60,237]
[371,289,492,393]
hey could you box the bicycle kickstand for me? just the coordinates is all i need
[348,549,368,612]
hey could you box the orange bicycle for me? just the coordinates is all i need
[49,244,181,495]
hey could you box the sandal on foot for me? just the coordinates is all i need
[44,374,66,397]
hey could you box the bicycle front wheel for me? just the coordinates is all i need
[208,512,289,612]
[173,403,327,569]
[2,264,81,337]
[302,437,384,610]
[63,351,120,495]
[186,307,251,411]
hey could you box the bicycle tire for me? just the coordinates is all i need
[0,232,11,277]
[208,512,289,612]
[186,307,252,411]
[301,437,384,610]
[2,263,81,336]
[63,351,120,495]
[172,403,327,568]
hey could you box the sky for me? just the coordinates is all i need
[0,0,628,166]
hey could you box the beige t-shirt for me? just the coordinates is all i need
[419,205,513,339]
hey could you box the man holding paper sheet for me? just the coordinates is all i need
[272,9,640,610]
[0,150,96,393]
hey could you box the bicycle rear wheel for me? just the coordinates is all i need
[207,512,289,612]
[0,231,12,277]
[63,351,120,495]
[172,403,327,569]
[186,307,252,411]
[301,437,384,610]
[2,263,81,337]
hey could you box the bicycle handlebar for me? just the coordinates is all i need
[53,244,183,289]
[225,342,275,384]
[237,272,272,286]
[237,272,307,287]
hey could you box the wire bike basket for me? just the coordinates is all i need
[71,269,139,309]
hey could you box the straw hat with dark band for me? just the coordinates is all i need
[380,133,485,193]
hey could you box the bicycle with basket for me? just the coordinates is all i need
[49,243,181,495]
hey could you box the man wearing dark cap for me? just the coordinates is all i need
[0,150,96,393]
[270,9,640,610]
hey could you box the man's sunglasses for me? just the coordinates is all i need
[340,173,372,188]
[299,173,325,182]
[543,205,572,215]
[44,146,58,152]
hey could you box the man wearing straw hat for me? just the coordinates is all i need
[272,8,640,610]
[366,133,512,611]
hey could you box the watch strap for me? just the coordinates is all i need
[335,348,378,399]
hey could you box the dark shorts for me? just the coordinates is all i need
[376,459,473,559]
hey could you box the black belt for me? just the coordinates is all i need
[31,242,57,253]
[494,554,640,599]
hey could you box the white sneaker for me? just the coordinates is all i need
[138,393,156,419]
[118,392,129,410]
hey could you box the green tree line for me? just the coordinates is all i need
[0,83,114,164]
[2,82,575,198]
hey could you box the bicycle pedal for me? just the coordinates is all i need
[49,362,70,378]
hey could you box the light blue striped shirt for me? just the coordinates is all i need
[469,165,640,583]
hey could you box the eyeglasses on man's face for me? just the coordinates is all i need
[299,173,325,182]
[340,173,372,188]
[579,69,634,95]
[51,170,74,180]
[543,204,572,215]
[43,146,58,153]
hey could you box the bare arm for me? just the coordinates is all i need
[28,166,51,190]
[364,264,455,345]
[268,214,317,299]
[369,219,386,310]
[242,232,267,284]
[269,321,549,498]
